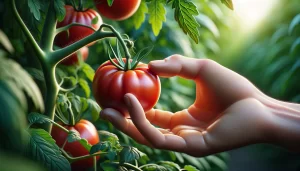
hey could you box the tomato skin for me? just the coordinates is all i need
[51,120,100,171]
[94,0,141,21]
[60,46,89,65]
[55,5,102,47]
[92,59,161,117]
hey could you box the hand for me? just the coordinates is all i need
[101,55,300,156]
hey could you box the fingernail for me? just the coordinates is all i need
[124,94,131,107]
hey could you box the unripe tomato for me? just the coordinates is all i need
[51,120,100,171]
[94,0,141,21]
[55,5,102,47]
[60,46,89,66]
[92,59,161,117]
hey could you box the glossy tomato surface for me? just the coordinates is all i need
[94,0,141,21]
[55,5,102,47]
[51,120,100,171]
[60,46,89,65]
[92,59,161,117]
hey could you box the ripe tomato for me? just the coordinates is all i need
[92,59,161,117]
[60,46,89,65]
[94,0,141,21]
[55,5,102,47]
[51,120,100,171]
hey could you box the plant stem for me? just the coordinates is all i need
[40,0,57,52]
[55,23,96,35]
[11,0,45,59]
[67,101,76,126]
[93,156,97,171]
[115,162,142,171]
[61,150,107,162]
[50,30,115,65]
[78,0,84,11]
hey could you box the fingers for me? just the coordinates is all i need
[149,54,203,80]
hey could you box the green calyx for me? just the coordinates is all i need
[107,39,154,71]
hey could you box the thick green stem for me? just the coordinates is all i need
[50,30,115,65]
[40,0,57,51]
[11,0,45,59]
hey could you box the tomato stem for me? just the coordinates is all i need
[61,150,106,162]
[67,100,76,126]
[93,156,97,171]
[78,0,84,11]
[55,23,96,35]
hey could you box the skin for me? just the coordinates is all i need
[101,54,300,157]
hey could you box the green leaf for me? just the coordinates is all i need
[100,161,119,171]
[27,0,41,20]
[289,14,300,35]
[132,0,148,29]
[0,30,14,53]
[183,165,200,171]
[206,155,228,170]
[67,130,81,143]
[140,164,168,171]
[171,0,200,43]
[148,0,166,36]
[25,68,45,81]
[220,0,234,10]
[0,56,44,111]
[196,14,219,38]
[107,0,114,6]
[157,161,181,171]
[119,146,147,164]
[81,63,95,81]
[28,129,71,171]
[78,78,91,97]
[78,138,92,151]
[98,130,119,143]
[28,112,53,125]
[86,99,101,121]
[54,0,66,22]
[90,141,111,154]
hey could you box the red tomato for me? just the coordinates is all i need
[94,0,141,21]
[60,46,89,66]
[55,5,102,47]
[51,120,100,171]
[92,59,161,117]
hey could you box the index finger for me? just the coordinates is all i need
[149,54,203,80]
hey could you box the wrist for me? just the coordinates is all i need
[264,98,300,151]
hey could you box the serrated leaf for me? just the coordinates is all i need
[90,141,111,154]
[28,129,71,171]
[28,0,41,20]
[220,0,234,10]
[149,0,166,36]
[54,0,66,22]
[132,0,148,29]
[79,78,90,97]
[81,63,95,81]
[28,112,53,125]
[67,130,81,143]
[183,165,199,171]
[172,0,200,43]
[289,14,300,35]
[119,146,147,164]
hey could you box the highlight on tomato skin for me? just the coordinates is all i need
[59,46,89,66]
[51,120,100,171]
[92,59,161,117]
[94,0,141,21]
[55,5,102,48]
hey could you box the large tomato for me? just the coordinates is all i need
[94,0,141,21]
[60,46,89,65]
[51,120,100,171]
[92,59,161,117]
[55,5,102,47]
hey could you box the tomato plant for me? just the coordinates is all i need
[55,5,102,47]
[93,57,160,117]
[51,120,100,171]
[94,0,141,21]
[60,46,89,65]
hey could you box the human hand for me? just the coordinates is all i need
[100,55,300,156]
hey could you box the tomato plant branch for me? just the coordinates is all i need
[50,27,116,66]
[40,0,57,52]
[67,100,76,126]
[11,0,45,59]
[61,150,107,162]
[55,23,96,35]
[114,162,142,171]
